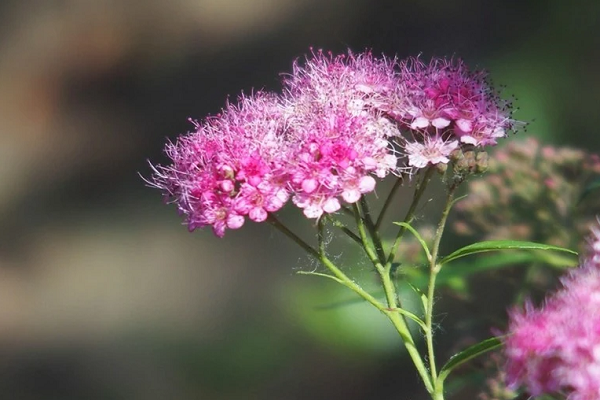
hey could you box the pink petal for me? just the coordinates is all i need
[219,180,235,192]
[455,118,473,133]
[342,189,361,203]
[359,175,376,193]
[212,221,227,238]
[322,198,341,213]
[411,117,430,129]
[302,178,318,194]
[249,207,267,222]
[227,214,245,229]
[460,135,478,145]
[303,205,323,219]
[354,83,375,94]
[432,117,451,129]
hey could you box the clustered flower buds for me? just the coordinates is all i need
[453,138,600,248]
[150,49,515,236]
[504,224,600,400]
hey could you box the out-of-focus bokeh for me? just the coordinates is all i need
[1,1,599,399]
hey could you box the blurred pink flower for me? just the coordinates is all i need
[504,224,600,399]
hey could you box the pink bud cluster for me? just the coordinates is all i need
[150,49,515,236]
[504,225,600,399]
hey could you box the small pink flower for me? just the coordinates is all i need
[407,104,452,130]
[405,136,458,169]
[234,182,290,223]
[201,198,244,237]
[292,193,341,219]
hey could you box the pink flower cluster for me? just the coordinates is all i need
[150,49,515,236]
[393,57,514,168]
[504,225,600,399]
[151,93,292,237]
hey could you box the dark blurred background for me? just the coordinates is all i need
[0,1,599,399]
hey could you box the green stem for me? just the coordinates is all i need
[375,167,437,396]
[326,216,362,246]
[319,255,385,311]
[352,202,434,394]
[379,261,434,394]
[352,202,384,273]
[426,186,457,397]
[318,217,327,255]
[270,212,434,395]
[360,197,386,264]
[425,269,439,384]
[270,215,385,311]
[267,215,318,258]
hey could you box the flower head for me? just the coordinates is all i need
[504,224,600,400]
[148,49,518,236]
[284,101,397,218]
[282,50,400,218]
[395,57,515,149]
[150,92,291,237]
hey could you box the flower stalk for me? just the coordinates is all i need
[427,186,458,397]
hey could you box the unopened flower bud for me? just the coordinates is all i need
[450,148,464,163]
[435,162,448,175]
[454,155,469,173]
[476,151,489,173]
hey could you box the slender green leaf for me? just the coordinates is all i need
[436,251,577,284]
[403,252,549,289]
[386,307,427,331]
[407,282,428,313]
[393,222,432,260]
[440,240,577,265]
[320,250,577,310]
[297,270,345,285]
[437,336,504,385]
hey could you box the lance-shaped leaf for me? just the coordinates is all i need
[393,222,432,261]
[437,336,504,386]
[440,240,577,266]
[320,249,578,310]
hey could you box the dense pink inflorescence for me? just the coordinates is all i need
[150,49,516,236]
[394,57,514,170]
[150,93,291,237]
[504,225,600,399]
[282,50,400,218]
